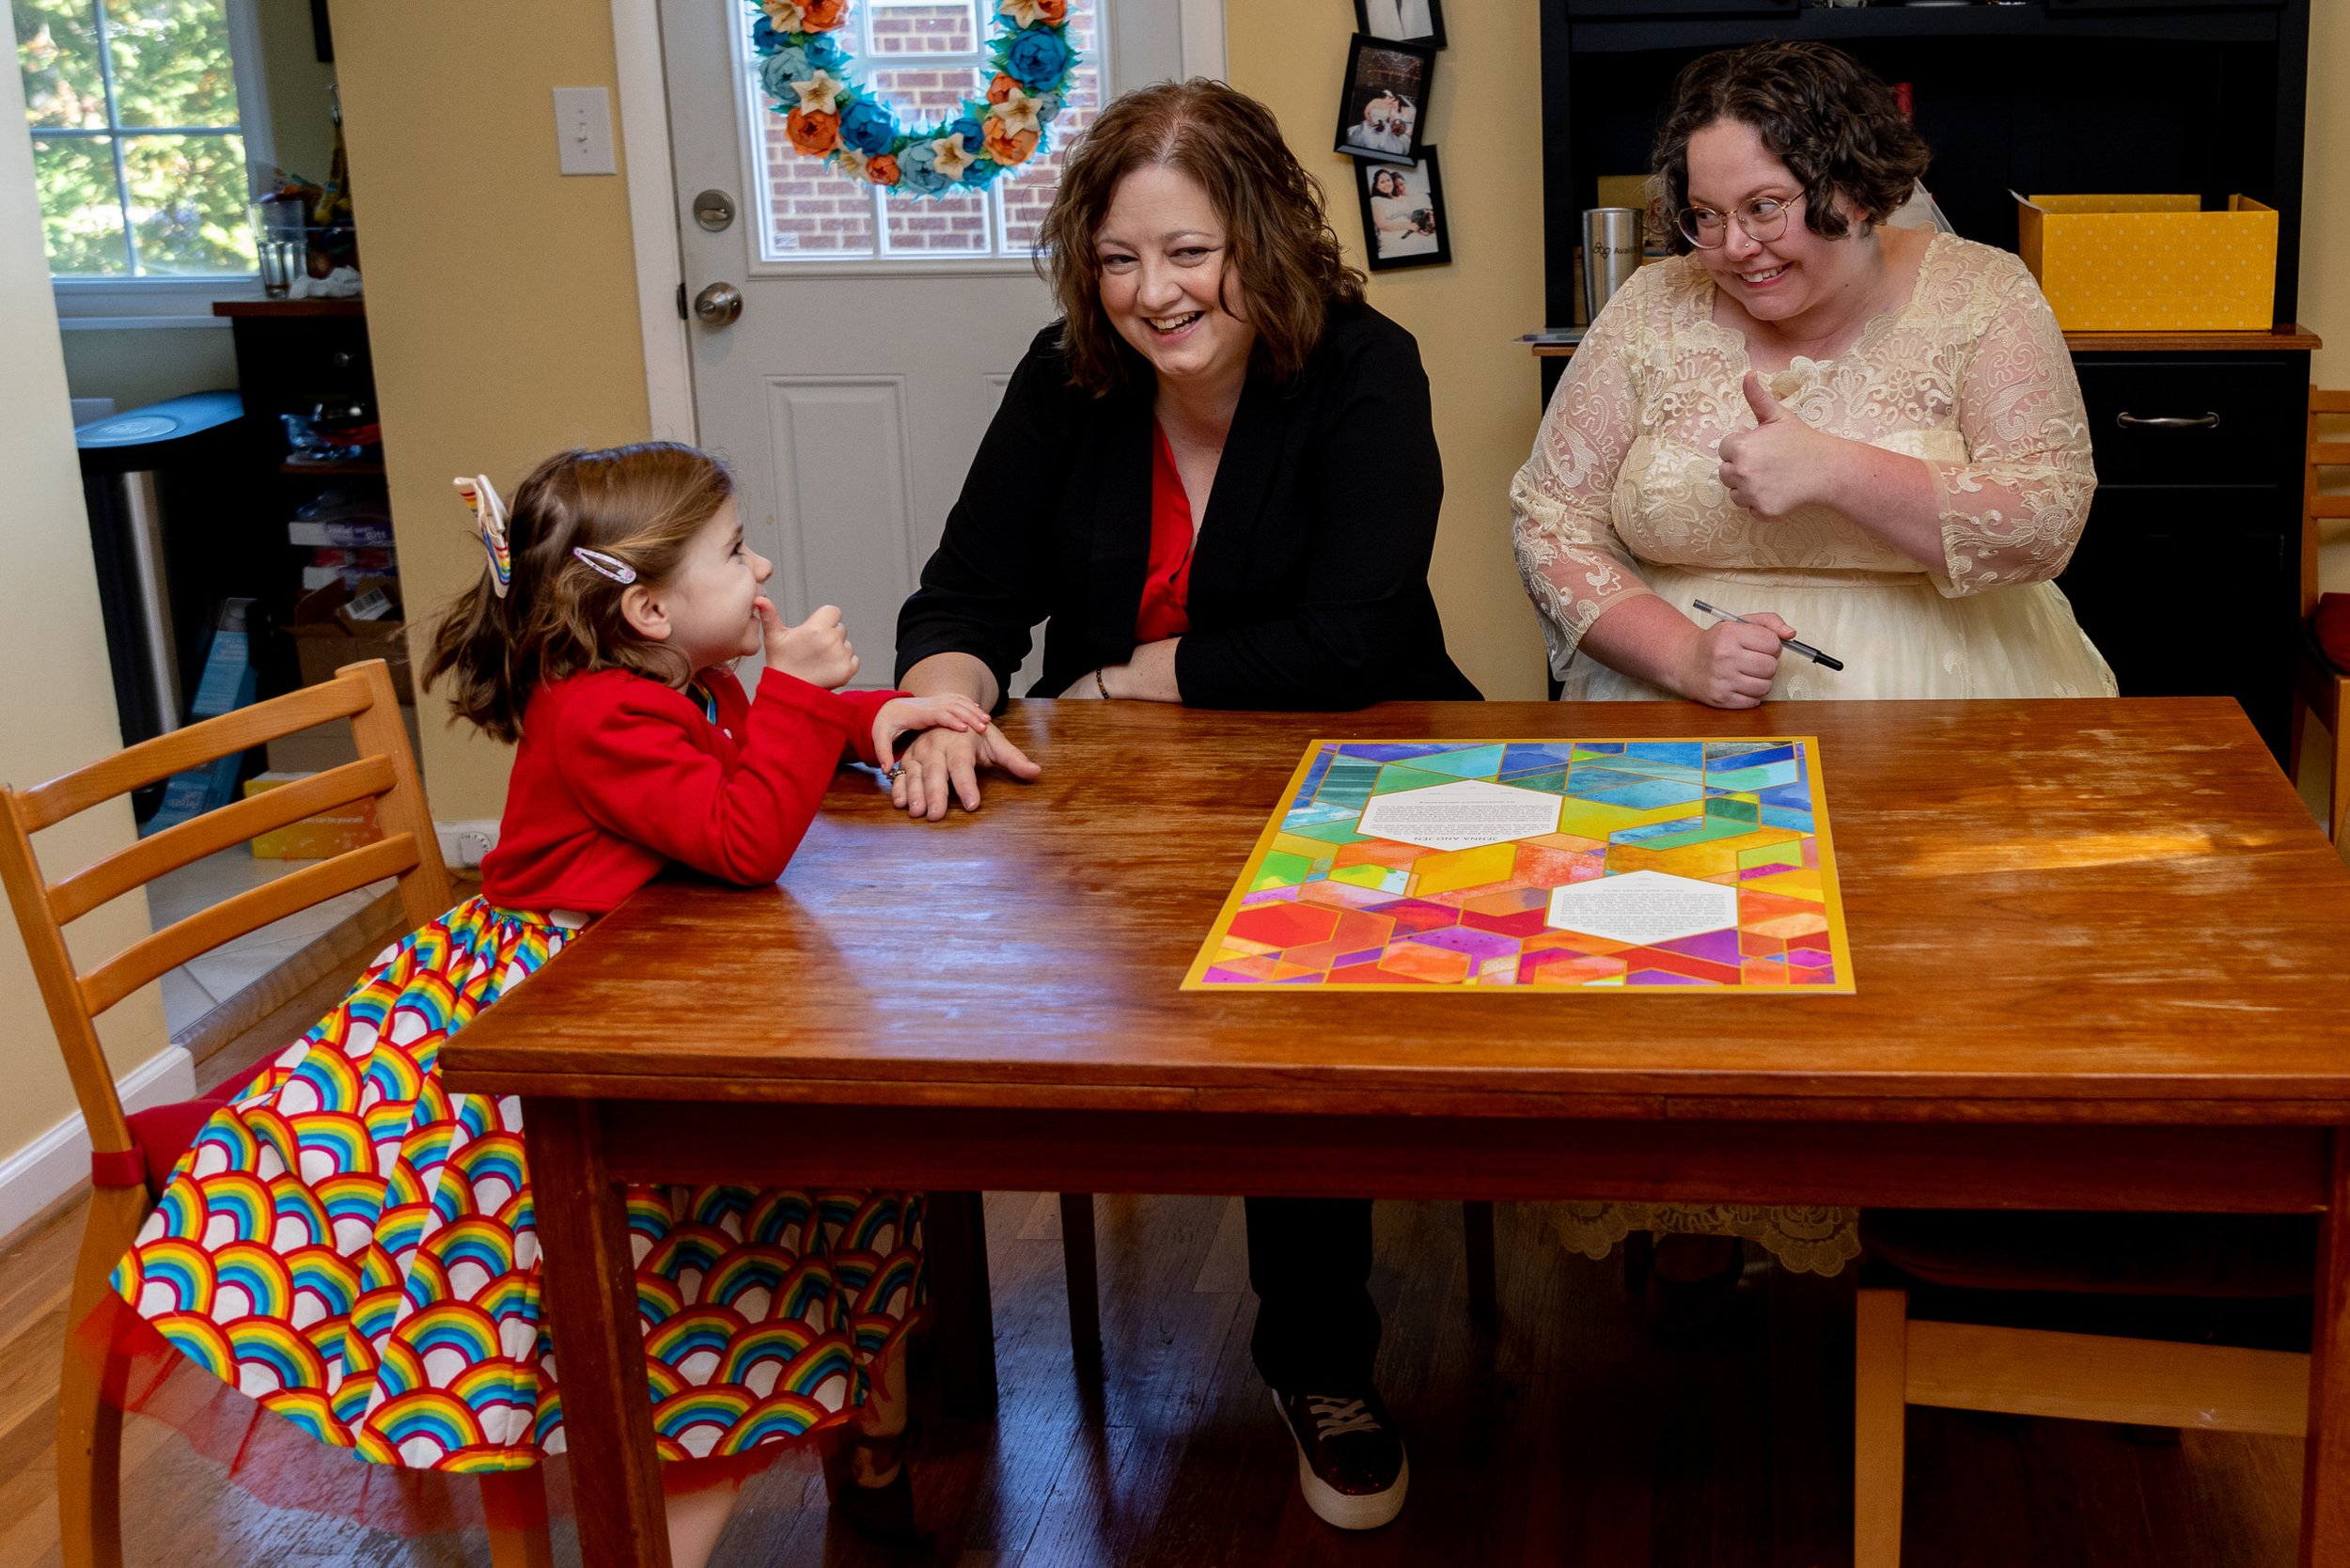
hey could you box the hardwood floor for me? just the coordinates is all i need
[0,1181,2301,1568]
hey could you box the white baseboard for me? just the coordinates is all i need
[0,1045,197,1242]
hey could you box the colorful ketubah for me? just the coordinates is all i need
[1183,738,1854,993]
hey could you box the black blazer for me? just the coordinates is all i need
[894,302,1481,709]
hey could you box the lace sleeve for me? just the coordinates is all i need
[1928,265,2097,596]
[1511,292,1652,672]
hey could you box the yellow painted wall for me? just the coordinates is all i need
[0,64,170,1163]
[1229,1,1551,699]
[326,0,654,821]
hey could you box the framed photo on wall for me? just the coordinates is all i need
[1354,0,1446,50]
[1356,150,1450,271]
[1332,34,1434,166]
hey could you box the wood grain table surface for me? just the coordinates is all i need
[447,697,2350,1120]
[438,698,2350,1568]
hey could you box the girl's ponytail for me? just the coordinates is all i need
[422,567,537,744]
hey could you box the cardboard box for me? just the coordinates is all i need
[289,576,414,702]
[243,772,383,859]
[2017,193,2278,332]
[265,704,422,774]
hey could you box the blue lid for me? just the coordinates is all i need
[75,390,243,449]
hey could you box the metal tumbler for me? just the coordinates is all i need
[1582,207,1644,322]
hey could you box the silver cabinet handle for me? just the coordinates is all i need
[2116,411,2220,430]
[694,282,743,327]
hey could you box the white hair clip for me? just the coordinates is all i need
[572,547,638,585]
[453,475,512,598]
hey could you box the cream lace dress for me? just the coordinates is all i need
[1513,233,2115,1274]
[1513,231,2115,704]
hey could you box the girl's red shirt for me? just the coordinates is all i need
[479,666,901,913]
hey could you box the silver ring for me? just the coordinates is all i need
[885,765,903,782]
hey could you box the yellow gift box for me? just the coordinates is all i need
[2016,193,2278,332]
[243,772,382,860]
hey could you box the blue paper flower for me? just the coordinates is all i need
[897,141,950,196]
[1003,26,1072,89]
[961,157,1002,188]
[802,33,847,71]
[758,49,809,101]
[838,99,897,155]
[950,113,987,154]
[750,15,786,54]
[1032,90,1063,124]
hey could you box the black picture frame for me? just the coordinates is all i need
[309,0,334,62]
[1332,34,1435,167]
[1353,0,1447,50]
[1356,149,1451,272]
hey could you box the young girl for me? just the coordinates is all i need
[111,442,981,1562]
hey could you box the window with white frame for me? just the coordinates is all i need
[746,0,1102,262]
[14,0,257,277]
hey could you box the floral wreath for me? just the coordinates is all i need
[749,0,1078,197]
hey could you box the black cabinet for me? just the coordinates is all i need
[2060,353,2308,756]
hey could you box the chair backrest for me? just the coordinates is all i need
[0,658,450,1164]
[2304,386,2350,619]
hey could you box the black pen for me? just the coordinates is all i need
[1692,599,1845,672]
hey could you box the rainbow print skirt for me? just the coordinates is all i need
[111,897,924,1471]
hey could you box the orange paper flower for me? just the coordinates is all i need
[800,0,848,30]
[785,108,840,157]
[982,118,1039,166]
[865,153,901,186]
[987,72,1021,105]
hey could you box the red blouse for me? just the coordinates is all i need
[1135,421,1197,643]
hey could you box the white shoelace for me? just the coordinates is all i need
[1306,1396,1383,1438]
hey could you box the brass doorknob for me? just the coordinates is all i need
[694,282,743,326]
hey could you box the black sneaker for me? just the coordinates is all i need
[1270,1386,1409,1529]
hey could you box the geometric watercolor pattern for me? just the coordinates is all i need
[1183,737,1852,992]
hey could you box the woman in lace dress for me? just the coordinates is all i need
[1512,40,2112,1287]
[1512,40,2112,708]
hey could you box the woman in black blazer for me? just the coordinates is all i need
[890,79,1476,1533]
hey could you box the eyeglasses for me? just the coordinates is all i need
[1676,194,1804,249]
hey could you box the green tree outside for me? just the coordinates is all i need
[15,0,255,274]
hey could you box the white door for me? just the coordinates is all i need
[660,0,1199,689]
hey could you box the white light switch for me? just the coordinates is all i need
[553,87,617,176]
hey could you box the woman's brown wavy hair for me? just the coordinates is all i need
[423,442,734,743]
[1037,78,1365,395]
[1651,40,1931,255]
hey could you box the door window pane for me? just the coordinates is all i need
[33,131,126,272]
[122,131,249,272]
[102,0,237,128]
[746,0,1098,264]
[866,0,976,56]
[761,118,879,257]
[881,180,989,257]
[15,0,107,129]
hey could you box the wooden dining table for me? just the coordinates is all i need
[440,697,2350,1567]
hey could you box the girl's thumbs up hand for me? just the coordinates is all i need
[1716,370,1829,521]
[762,599,860,690]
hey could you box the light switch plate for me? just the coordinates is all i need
[553,86,617,176]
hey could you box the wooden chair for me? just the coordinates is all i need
[0,659,553,1568]
[2290,385,2350,842]
[1851,1210,2314,1566]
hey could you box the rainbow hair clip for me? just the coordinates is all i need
[571,547,637,586]
[453,475,512,598]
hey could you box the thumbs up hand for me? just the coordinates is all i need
[1716,369,1828,521]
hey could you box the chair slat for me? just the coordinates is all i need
[2312,498,2350,519]
[79,834,418,1017]
[21,677,368,832]
[2311,444,2350,467]
[47,756,397,926]
[2313,391,2350,414]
